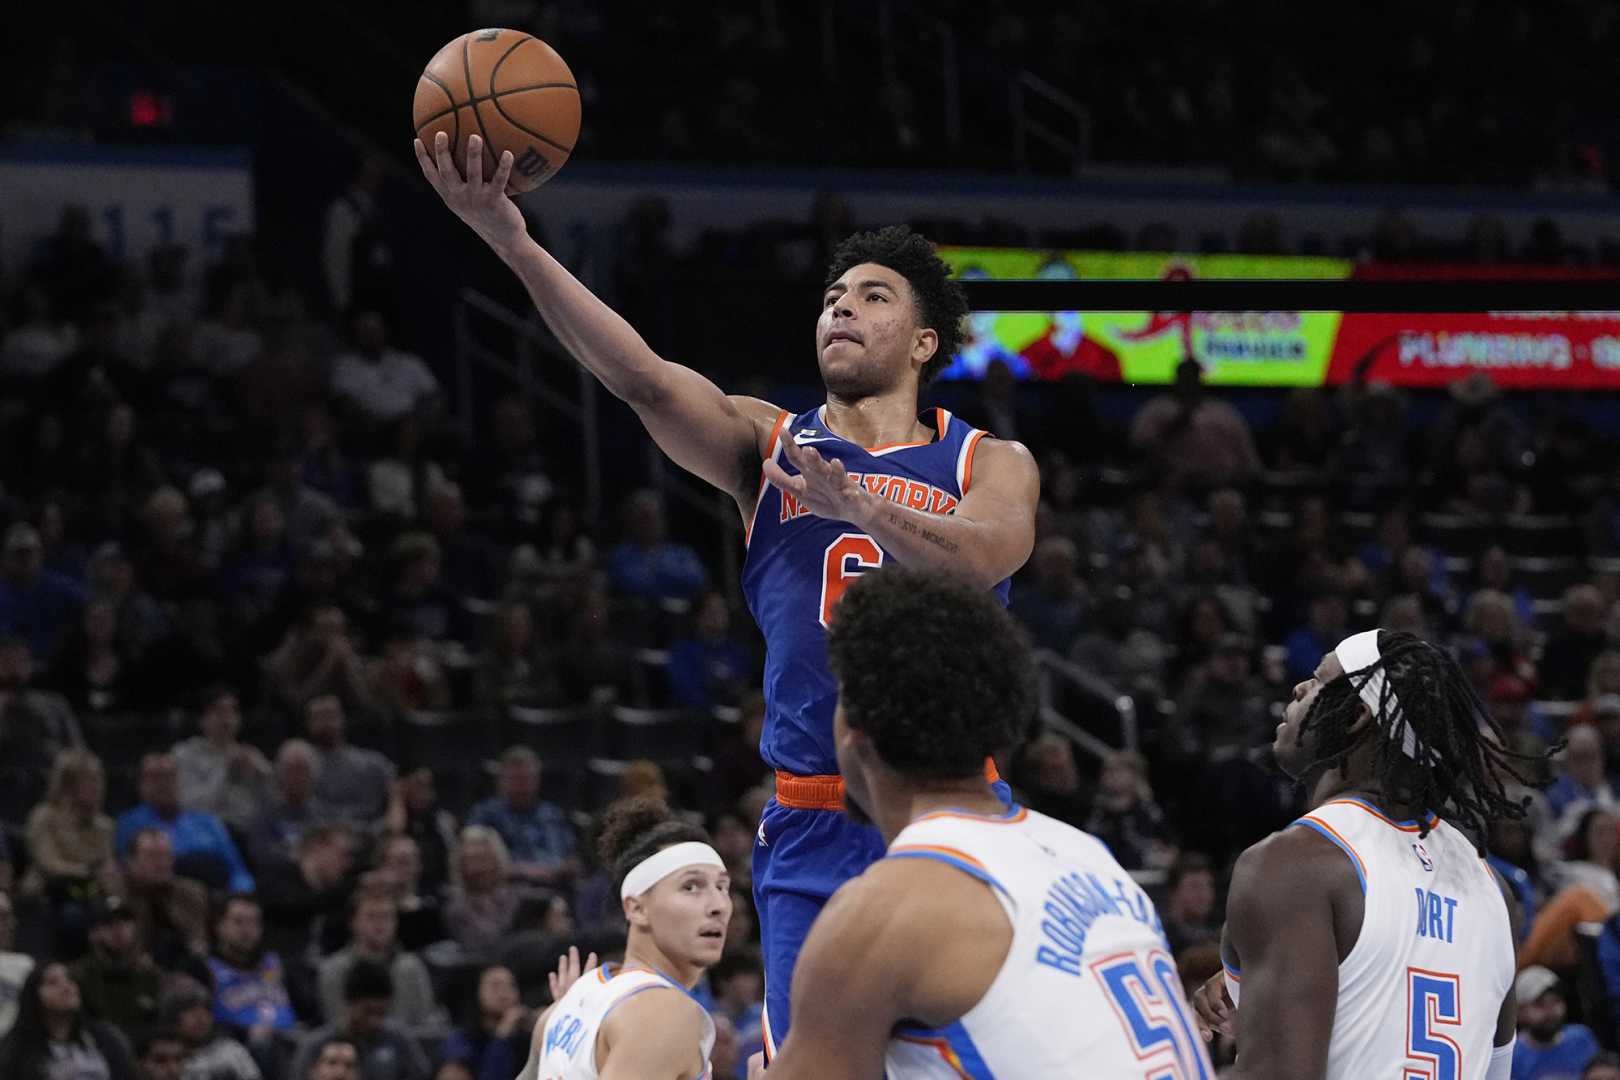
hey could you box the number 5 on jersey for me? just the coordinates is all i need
[1405,968,1461,1080]
[820,533,884,628]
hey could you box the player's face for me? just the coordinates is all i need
[817,263,932,399]
[1274,651,1345,777]
[645,864,732,968]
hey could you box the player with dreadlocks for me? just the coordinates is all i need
[1191,628,1559,1080]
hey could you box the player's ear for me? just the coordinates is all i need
[1345,701,1375,736]
[912,326,938,367]
[622,893,651,929]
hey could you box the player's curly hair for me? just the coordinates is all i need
[825,225,968,386]
[1296,630,1560,853]
[827,566,1036,779]
[598,796,710,897]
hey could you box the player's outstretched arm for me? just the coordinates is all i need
[596,989,711,1080]
[415,132,774,502]
[764,435,1039,588]
[762,860,1009,1079]
[1224,829,1352,1080]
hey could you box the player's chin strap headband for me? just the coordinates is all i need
[1335,629,1435,765]
[620,842,725,900]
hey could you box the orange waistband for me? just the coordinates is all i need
[774,759,1002,812]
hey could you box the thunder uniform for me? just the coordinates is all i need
[741,405,1012,1052]
[529,964,714,1080]
[882,803,1214,1078]
[1223,797,1515,1080]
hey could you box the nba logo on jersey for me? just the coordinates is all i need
[1411,841,1434,872]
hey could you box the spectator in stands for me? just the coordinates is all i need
[367,414,448,520]
[706,950,765,1072]
[1170,632,1269,756]
[218,493,296,630]
[80,404,169,545]
[557,584,643,705]
[382,768,457,895]
[473,600,560,710]
[23,747,112,953]
[1469,544,1535,629]
[256,437,340,554]
[1462,587,1536,687]
[444,826,520,962]
[1489,674,1554,779]
[1085,751,1173,871]
[605,489,709,604]
[1128,359,1261,491]
[71,894,162,1041]
[1521,808,1620,975]
[330,310,439,427]
[0,636,83,826]
[438,965,530,1080]
[296,404,365,512]
[531,501,595,595]
[207,893,296,1057]
[385,533,469,645]
[0,962,135,1080]
[1161,853,1221,956]
[463,399,555,539]
[48,595,143,715]
[290,960,430,1080]
[709,692,769,812]
[116,752,254,893]
[423,480,501,601]
[362,834,445,953]
[1512,965,1599,1080]
[467,747,576,888]
[667,592,757,712]
[174,685,271,832]
[303,694,395,826]
[0,285,78,384]
[247,739,328,870]
[118,828,209,977]
[1285,590,1349,684]
[317,890,438,1030]
[0,890,35,1038]
[365,619,450,731]
[0,521,83,667]
[1010,732,1089,828]
[1339,385,1412,504]
[134,1030,187,1080]
[1010,536,1089,656]
[1584,1053,1620,1080]
[1547,726,1618,827]
[257,824,354,969]
[160,975,258,1080]
[263,606,373,721]
[1543,586,1613,701]
[85,542,170,671]
[305,1036,361,1080]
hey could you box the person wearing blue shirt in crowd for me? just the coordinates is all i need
[605,489,709,604]
[1512,966,1599,1080]
[465,746,576,888]
[0,523,85,662]
[438,964,530,1080]
[207,895,296,1042]
[667,592,757,712]
[116,751,254,893]
[1545,726,1617,826]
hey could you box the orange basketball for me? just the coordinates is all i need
[413,29,581,193]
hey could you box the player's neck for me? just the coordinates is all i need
[821,392,930,449]
[623,935,702,990]
[878,781,1009,846]
[1309,775,1422,822]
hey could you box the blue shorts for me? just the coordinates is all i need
[751,779,1012,1056]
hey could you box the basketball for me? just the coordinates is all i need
[413,28,581,193]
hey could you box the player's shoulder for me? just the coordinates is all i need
[1233,819,1362,901]
[601,976,707,1036]
[961,434,1038,495]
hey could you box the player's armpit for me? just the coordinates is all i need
[1225,828,1353,1080]
[628,380,781,505]
[765,859,1010,1079]
[596,989,710,1080]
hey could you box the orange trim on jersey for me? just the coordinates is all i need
[1298,814,1369,884]
[743,410,792,547]
[912,805,1029,827]
[1324,797,1441,833]
[864,438,933,453]
[893,1034,973,1080]
[960,429,990,492]
[776,760,1002,812]
[596,966,609,983]
[935,407,949,440]
[888,844,993,874]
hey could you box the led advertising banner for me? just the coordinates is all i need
[940,247,1620,389]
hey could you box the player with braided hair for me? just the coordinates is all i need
[521,798,730,1080]
[1194,629,1561,1080]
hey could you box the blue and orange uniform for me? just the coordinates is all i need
[740,404,1012,1054]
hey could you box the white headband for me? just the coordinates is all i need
[1335,629,1430,763]
[620,842,725,900]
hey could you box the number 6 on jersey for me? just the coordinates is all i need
[820,533,884,627]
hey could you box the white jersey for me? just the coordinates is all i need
[1223,797,1514,1080]
[882,804,1215,1079]
[529,963,715,1080]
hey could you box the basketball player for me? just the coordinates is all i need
[1192,629,1555,1080]
[744,566,1212,1078]
[520,798,729,1080]
[416,132,1039,1054]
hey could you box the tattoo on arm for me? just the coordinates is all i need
[888,511,961,554]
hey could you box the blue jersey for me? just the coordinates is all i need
[740,406,1011,776]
